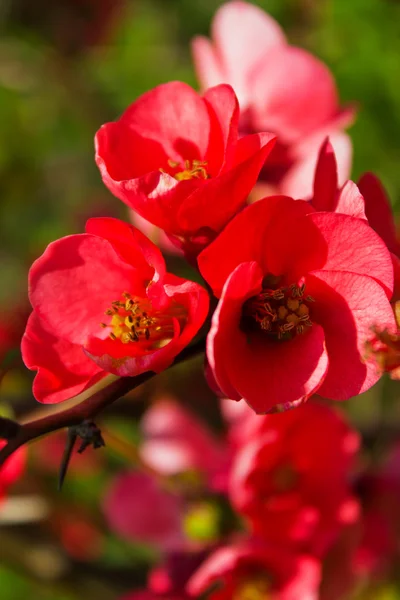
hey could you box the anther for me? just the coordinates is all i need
[125,299,134,310]
[287,298,300,311]
[168,159,180,168]
[278,306,288,320]
[121,332,131,344]
[273,290,285,300]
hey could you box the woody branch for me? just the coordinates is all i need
[0,338,205,469]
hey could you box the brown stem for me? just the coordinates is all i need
[0,338,205,468]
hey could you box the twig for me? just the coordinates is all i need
[0,338,205,468]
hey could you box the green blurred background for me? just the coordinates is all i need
[1,0,400,598]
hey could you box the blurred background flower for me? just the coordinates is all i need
[1,1,400,599]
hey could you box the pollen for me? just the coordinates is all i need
[234,575,270,600]
[100,292,187,347]
[160,158,210,181]
[242,281,314,340]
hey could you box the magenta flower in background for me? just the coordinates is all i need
[192,1,355,199]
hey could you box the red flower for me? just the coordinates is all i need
[187,540,320,600]
[95,82,276,257]
[198,196,395,413]
[229,402,359,556]
[192,1,354,199]
[22,217,208,403]
[0,442,26,503]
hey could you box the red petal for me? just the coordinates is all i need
[306,271,396,399]
[120,81,211,159]
[177,132,276,236]
[312,138,338,211]
[29,234,142,345]
[304,213,393,296]
[358,172,400,255]
[85,217,160,274]
[85,217,167,308]
[335,180,366,219]
[22,313,105,404]
[203,83,239,171]
[207,262,263,401]
[95,122,169,182]
[198,196,294,297]
[391,253,400,301]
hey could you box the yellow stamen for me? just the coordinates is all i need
[100,293,187,348]
[234,576,270,600]
[162,158,210,181]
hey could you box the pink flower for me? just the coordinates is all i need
[140,398,229,491]
[229,402,359,556]
[22,217,208,403]
[95,81,276,257]
[192,1,354,198]
[198,196,395,413]
[187,540,320,600]
[103,471,184,550]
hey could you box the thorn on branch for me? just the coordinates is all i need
[74,421,106,454]
[58,420,105,491]
[0,417,21,440]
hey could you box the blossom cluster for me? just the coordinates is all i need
[106,396,400,600]
[14,0,400,597]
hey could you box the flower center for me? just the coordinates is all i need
[161,158,210,181]
[242,281,314,341]
[272,464,298,492]
[100,292,186,348]
[234,575,270,600]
